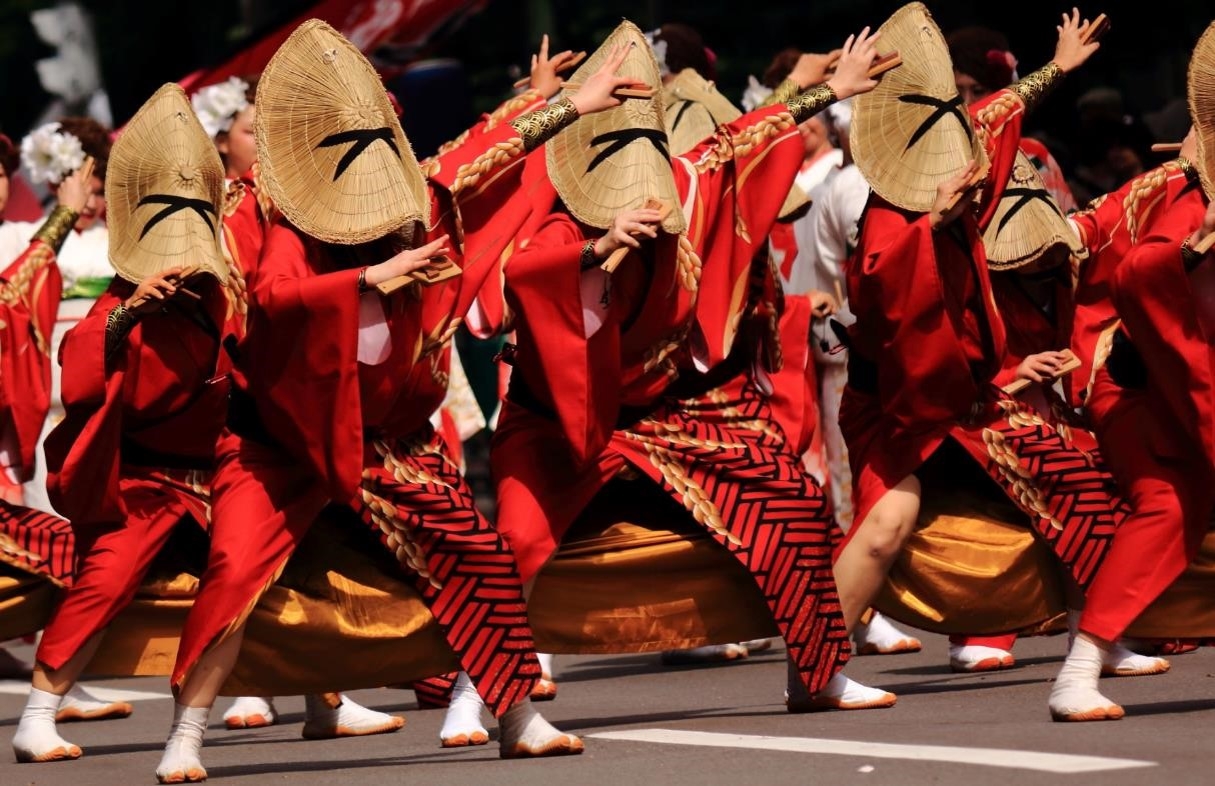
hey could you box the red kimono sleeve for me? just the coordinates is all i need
[970,89,1026,230]
[1110,191,1215,471]
[245,222,364,500]
[44,290,127,525]
[427,121,537,334]
[0,240,63,479]
[676,104,808,367]
[505,213,620,466]
[766,293,819,456]
[1069,162,1186,406]
[848,196,1003,430]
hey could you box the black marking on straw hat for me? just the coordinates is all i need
[995,186,1062,235]
[897,94,973,150]
[586,128,669,172]
[317,127,400,181]
[137,195,216,240]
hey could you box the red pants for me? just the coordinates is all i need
[495,384,851,695]
[37,472,205,670]
[1081,373,1213,642]
[173,428,539,716]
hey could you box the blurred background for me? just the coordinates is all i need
[0,0,1207,508]
[0,1,1208,150]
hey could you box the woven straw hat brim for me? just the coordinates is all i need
[664,68,742,156]
[851,2,987,212]
[107,83,227,285]
[255,19,429,245]
[1189,21,1215,202]
[777,185,812,222]
[547,20,686,235]
[984,151,1085,270]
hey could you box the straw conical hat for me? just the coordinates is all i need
[255,19,429,244]
[983,151,1085,270]
[547,21,686,234]
[663,67,809,220]
[106,83,227,285]
[663,68,742,155]
[1188,20,1215,201]
[851,2,987,212]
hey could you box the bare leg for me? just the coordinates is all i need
[832,475,922,633]
[31,631,105,696]
[155,628,246,784]
[176,626,246,709]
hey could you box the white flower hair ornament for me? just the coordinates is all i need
[20,122,85,185]
[645,29,670,77]
[741,75,773,113]
[191,76,250,139]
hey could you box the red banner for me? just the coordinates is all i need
[179,0,486,94]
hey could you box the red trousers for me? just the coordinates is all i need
[37,471,206,670]
[172,428,539,716]
[1080,372,1213,642]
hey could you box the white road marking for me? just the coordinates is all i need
[589,729,1157,774]
[0,680,170,702]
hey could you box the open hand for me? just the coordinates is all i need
[826,27,881,100]
[789,51,842,90]
[1052,8,1102,73]
[364,235,452,288]
[57,156,95,214]
[567,43,647,116]
[530,34,580,98]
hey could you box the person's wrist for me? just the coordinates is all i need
[566,93,590,116]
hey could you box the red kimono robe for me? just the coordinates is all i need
[495,104,850,696]
[1068,161,1192,408]
[0,238,74,588]
[1079,180,1213,642]
[172,108,546,716]
[36,178,262,670]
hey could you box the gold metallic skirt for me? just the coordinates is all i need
[15,490,1209,694]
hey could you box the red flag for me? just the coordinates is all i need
[179,0,486,93]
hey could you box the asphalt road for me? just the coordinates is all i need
[2,631,1215,785]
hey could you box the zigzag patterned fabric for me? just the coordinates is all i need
[612,383,852,695]
[359,432,540,717]
[0,499,74,586]
[948,397,1124,588]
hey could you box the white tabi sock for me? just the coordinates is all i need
[498,699,583,758]
[536,652,555,678]
[855,612,922,653]
[221,696,276,729]
[155,704,209,783]
[786,661,897,711]
[1103,642,1171,677]
[439,671,488,747]
[302,693,404,739]
[57,683,133,722]
[13,687,80,762]
[1049,635,1123,721]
